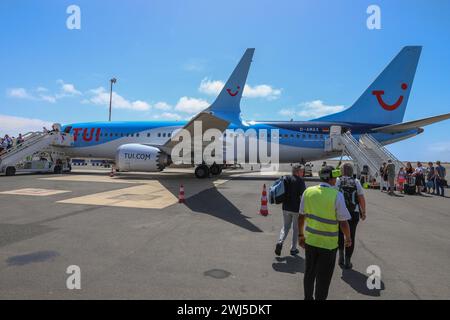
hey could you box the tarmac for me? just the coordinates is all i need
[0,165,449,300]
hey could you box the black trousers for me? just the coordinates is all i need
[338,217,359,260]
[303,244,337,300]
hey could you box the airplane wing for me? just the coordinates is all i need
[162,111,230,151]
[159,48,255,152]
[371,112,450,133]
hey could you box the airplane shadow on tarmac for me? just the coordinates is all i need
[183,187,263,233]
[73,171,263,232]
[341,268,385,297]
[272,255,305,274]
[157,179,263,233]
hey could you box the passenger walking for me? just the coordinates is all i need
[435,161,447,197]
[380,162,387,192]
[4,135,12,150]
[386,160,396,195]
[426,162,436,194]
[414,162,425,195]
[298,166,352,300]
[405,162,414,175]
[16,133,24,145]
[397,167,406,193]
[335,163,366,269]
[275,165,307,256]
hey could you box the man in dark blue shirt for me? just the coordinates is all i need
[435,161,447,197]
[275,165,307,256]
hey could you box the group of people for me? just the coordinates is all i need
[381,161,446,197]
[0,126,58,155]
[0,133,24,154]
[274,163,366,300]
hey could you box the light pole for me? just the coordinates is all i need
[108,77,117,121]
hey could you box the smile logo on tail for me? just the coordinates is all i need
[372,83,408,111]
[226,86,241,97]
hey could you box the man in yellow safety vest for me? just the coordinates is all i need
[298,166,352,300]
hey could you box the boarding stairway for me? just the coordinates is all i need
[331,132,404,183]
[360,134,404,172]
[339,132,380,180]
[0,131,73,174]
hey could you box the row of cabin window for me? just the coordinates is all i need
[74,132,173,138]
[223,133,326,139]
[75,131,324,140]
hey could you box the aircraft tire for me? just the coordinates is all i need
[195,164,210,179]
[210,164,221,176]
[5,166,16,176]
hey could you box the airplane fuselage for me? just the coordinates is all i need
[62,121,421,164]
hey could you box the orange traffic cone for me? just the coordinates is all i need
[178,184,185,203]
[259,184,269,216]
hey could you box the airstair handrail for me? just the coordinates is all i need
[340,132,380,178]
[361,134,404,169]
[0,132,53,162]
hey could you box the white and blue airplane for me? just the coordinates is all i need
[62,47,450,178]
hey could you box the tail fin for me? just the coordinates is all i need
[314,46,422,125]
[206,48,255,124]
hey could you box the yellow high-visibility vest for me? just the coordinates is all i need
[303,185,339,250]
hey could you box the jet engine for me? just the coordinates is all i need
[115,144,171,172]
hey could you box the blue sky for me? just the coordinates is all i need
[0,0,449,160]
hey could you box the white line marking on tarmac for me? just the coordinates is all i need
[0,188,71,196]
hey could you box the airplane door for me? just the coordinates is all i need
[325,125,344,152]
[330,125,342,136]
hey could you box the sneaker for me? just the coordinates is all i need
[290,248,299,256]
[275,243,283,256]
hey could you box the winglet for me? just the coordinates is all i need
[206,48,255,124]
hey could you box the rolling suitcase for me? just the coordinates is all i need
[404,175,416,195]
[404,184,416,195]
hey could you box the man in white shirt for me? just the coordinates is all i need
[298,166,352,300]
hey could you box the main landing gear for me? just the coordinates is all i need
[194,163,223,179]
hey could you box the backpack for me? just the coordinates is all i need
[339,177,359,213]
[269,176,288,204]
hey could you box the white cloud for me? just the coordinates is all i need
[86,87,151,111]
[244,84,282,100]
[0,114,53,136]
[183,59,207,72]
[175,96,209,114]
[429,142,450,153]
[199,78,282,100]
[153,112,182,120]
[36,87,48,93]
[60,82,81,96]
[40,95,57,103]
[279,100,346,119]
[154,102,172,111]
[131,100,151,111]
[7,81,82,103]
[279,108,296,117]
[297,100,345,118]
[199,78,224,95]
[7,88,33,99]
